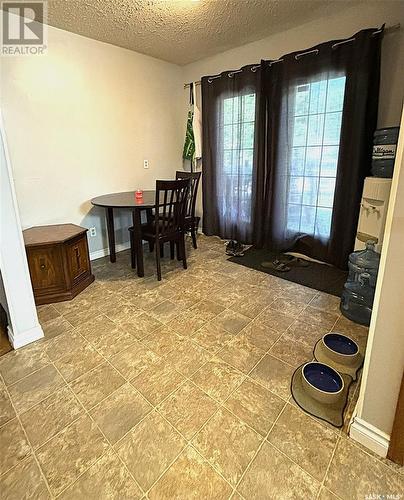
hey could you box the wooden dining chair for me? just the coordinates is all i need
[129,179,190,281]
[175,170,201,249]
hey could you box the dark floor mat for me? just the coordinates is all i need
[228,247,347,297]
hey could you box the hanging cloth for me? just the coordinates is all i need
[183,83,196,161]
[192,84,202,160]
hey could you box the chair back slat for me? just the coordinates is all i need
[175,171,201,218]
[155,179,190,237]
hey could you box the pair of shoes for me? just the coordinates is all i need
[281,254,310,267]
[261,259,291,272]
[225,240,245,257]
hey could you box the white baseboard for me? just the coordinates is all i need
[8,324,44,349]
[90,241,130,261]
[350,416,390,458]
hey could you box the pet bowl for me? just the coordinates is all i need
[321,333,360,366]
[302,362,344,404]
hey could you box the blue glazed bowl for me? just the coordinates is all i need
[302,362,344,404]
[322,333,360,366]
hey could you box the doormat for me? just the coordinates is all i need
[228,247,347,297]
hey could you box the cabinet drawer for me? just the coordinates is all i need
[27,246,66,292]
[67,236,90,283]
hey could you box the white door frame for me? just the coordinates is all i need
[0,109,44,348]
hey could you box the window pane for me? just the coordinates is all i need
[302,176,319,206]
[305,146,322,176]
[243,94,256,122]
[293,116,308,146]
[289,177,304,204]
[321,146,339,176]
[327,77,346,112]
[287,204,301,232]
[300,206,316,234]
[318,177,336,208]
[307,113,325,146]
[324,112,342,145]
[241,149,254,175]
[295,84,310,115]
[242,121,254,149]
[223,150,232,175]
[315,208,333,238]
[290,147,305,175]
[309,79,327,115]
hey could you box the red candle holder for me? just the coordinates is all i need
[135,190,143,199]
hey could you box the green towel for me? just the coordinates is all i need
[183,110,195,160]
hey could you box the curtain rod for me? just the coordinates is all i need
[183,23,400,88]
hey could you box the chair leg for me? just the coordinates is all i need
[170,241,175,260]
[155,241,162,281]
[149,242,154,253]
[176,241,182,261]
[130,232,136,269]
[191,226,197,249]
[181,235,187,270]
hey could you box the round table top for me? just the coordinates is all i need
[91,190,156,209]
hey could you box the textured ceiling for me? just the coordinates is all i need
[45,0,361,65]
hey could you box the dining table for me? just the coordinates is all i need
[91,190,157,277]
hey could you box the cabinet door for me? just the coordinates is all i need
[27,246,66,292]
[67,236,90,283]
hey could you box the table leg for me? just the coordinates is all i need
[133,209,144,277]
[105,207,116,263]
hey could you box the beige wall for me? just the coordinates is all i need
[1,21,184,255]
[182,1,404,128]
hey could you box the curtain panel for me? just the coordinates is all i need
[202,28,382,269]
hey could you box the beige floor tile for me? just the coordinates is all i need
[191,357,245,402]
[36,414,109,496]
[218,335,265,373]
[63,305,102,328]
[250,354,294,400]
[131,358,185,405]
[75,314,117,342]
[9,365,65,413]
[70,362,125,410]
[158,380,218,440]
[0,418,31,475]
[193,408,262,486]
[224,379,285,436]
[299,305,339,330]
[142,326,183,356]
[167,309,210,337]
[269,334,314,367]
[310,292,341,313]
[257,308,296,333]
[42,330,87,362]
[37,304,61,324]
[270,297,307,317]
[149,299,186,323]
[0,384,15,426]
[190,300,226,322]
[90,383,152,445]
[192,322,235,354]
[119,312,163,339]
[116,410,186,491]
[149,445,232,500]
[1,456,50,499]
[90,328,136,359]
[41,315,74,340]
[280,285,318,304]
[103,301,143,323]
[59,449,143,500]
[239,320,281,351]
[229,296,270,319]
[0,342,51,386]
[325,437,404,499]
[108,341,159,380]
[20,386,82,449]
[54,344,104,383]
[238,441,320,499]
[318,486,340,500]
[164,339,211,377]
[286,319,329,347]
[268,404,338,481]
[214,309,251,335]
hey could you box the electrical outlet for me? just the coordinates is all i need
[89,227,97,237]
[143,159,149,169]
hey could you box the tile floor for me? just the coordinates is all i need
[0,235,402,499]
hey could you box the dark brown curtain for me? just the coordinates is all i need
[254,28,382,269]
[201,65,261,243]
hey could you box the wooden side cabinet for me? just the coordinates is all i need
[23,224,95,305]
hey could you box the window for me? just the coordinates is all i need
[219,93,256,224]
[286,76,346,240]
